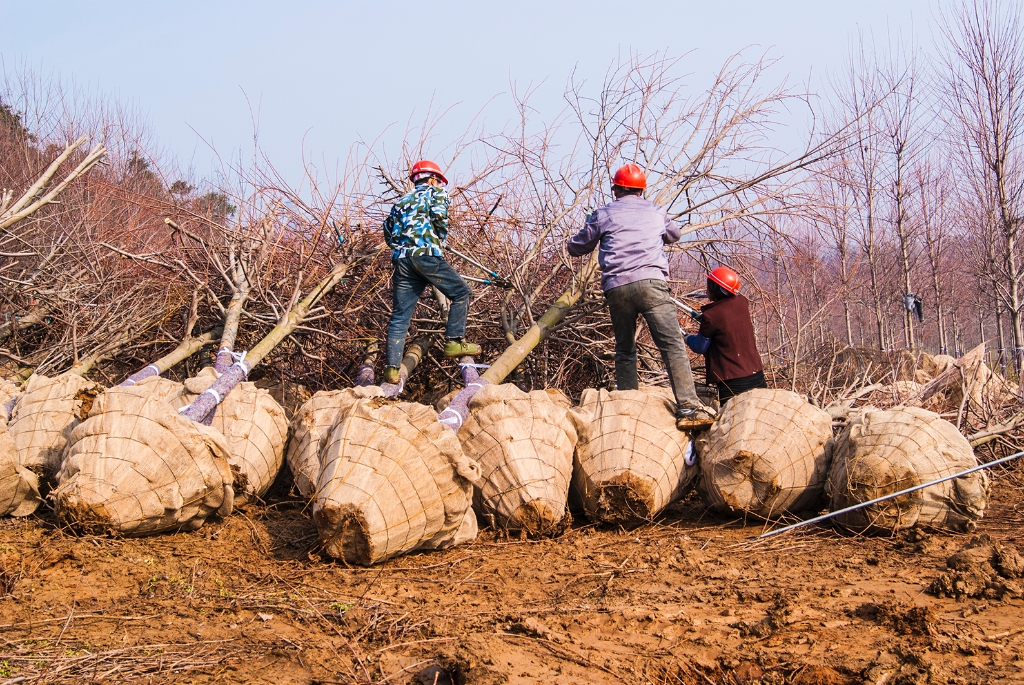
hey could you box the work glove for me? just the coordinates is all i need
[685,333,711,355]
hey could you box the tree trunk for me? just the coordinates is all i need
[179,257,360,423]
[437,253,600,432]
[0,137,107,230]
[119,327,222,386]
[214,257,251,373]
[0,306,49,345]
[354,341,379,387]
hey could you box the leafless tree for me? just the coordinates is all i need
[940,0,1024,373]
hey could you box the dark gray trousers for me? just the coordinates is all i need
[605,278,699,409]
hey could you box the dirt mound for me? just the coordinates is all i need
[854,600,935,635]
[570,387,696,527]
[7,372,101,479]
[413,637,509,685]
[826,407,989,534]
[929,534,1024,600]
[460,384,576,537]
[313,398,479,565]
[53,384,234,535]
[790,666,852,685]
[285,386,384,499]
[3,476,1024,683]
[697,389,832,517]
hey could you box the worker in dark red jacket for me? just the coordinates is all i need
[685,266,767,401]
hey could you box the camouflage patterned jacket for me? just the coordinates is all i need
[383,183,450,258]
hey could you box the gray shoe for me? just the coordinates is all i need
[675,403,717,431]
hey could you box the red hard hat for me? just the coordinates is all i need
[409,159,448,185]
[708,266,741,294]
[612,163,647,190]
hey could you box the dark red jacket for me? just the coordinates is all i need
[698,293,764,383]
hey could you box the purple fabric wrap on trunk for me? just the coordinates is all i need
[180,362,250,423]
[437,380,489,432]
[379,369,406,399]
[3,396,16,422]
[459,356,480,384]
[213,348,234,374]
[354,363,375,387]
[119,364,160,387]
[437,357,485,433]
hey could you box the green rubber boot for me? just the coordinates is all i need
[443,339,482,358]
[383,366,401,385]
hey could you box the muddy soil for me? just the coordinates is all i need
[1,470,1022,685]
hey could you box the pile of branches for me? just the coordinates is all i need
[1,51,822,407]
[791,339,1024,460]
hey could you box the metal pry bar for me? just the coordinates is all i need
[447,246,514,289]
[756,449,1024,540]
[671,297,703,321]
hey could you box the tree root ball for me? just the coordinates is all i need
[570,388,696,528]
[313,398,479,565]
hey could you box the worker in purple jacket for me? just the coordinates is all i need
[567,164,716,430]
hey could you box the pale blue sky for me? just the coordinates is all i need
[0,1,938,185]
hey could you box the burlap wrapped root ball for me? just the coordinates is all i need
[8,373,101,479]
[131,375,189,405]
[697,389,832,518]
[826,406,989,534]
[459,384,577,537]
[872,381,924,405]
[53,385,235,535]
[314,398,481,565]
[570,388,697,527]
[286,386,385,499]
[0,414,41,517]
[915,348,1018,413]
[179,368,288,506]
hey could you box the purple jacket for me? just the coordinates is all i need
[566,194,681,291]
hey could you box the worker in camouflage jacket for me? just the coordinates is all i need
[381,160,480,385]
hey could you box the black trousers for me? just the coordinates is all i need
[715,370,767,401]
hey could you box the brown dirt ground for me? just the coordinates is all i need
[1,469,1023,685]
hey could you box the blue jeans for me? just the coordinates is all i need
[386,255,473,368]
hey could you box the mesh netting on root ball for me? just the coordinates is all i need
[287,386,385,499]
[0,415,41,517]
[53,383,234,535]
[826,406,989,534]
[178,368,288,506]
[570,388,696,527]
[8,373,101,479]
[459,384,577,537]
[131,376,188,405]
[313,398,480,565]
[697,389,833,518]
